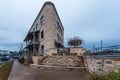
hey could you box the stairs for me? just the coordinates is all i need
[32,55,86,70]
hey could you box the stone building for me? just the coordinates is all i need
[24,2,64,55]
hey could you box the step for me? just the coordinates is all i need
[30,64,86,71]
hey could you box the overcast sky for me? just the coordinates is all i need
[0,0,120,51]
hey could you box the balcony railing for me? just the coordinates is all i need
[24,30,40,41]
[25,40,39,48]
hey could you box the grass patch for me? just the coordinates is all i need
[0,61,14,80]
[88,70,120,80]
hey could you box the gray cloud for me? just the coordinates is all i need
[0,0,120,51]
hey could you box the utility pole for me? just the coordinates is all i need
[19,43,23,57]
[20,43,23,50]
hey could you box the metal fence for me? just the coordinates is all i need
[87,45,120,56]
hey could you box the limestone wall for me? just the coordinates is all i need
[42,56,85,67]
[46,48,57,55]
[32,55,85,67]
[45,47,86,56]
[70,47,86,56]
[86,56,120,73]
[32,56,46,65]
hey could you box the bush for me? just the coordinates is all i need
[88,70,120,80]
[18,57,25,64]
[68,37,83,47]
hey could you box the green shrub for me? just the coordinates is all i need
[88,70,120,80]
[18,57,25,64]
[107,70,120,80]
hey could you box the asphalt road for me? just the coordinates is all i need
[8,60,88,80]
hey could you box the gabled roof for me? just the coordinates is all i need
[24,1,64,41]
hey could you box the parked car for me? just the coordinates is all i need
[0,56,10,61]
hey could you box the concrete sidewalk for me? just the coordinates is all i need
[8,60,88,80]
[8,60,32,80]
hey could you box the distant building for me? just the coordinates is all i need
[0,50,9,54]
[24,2,64,55]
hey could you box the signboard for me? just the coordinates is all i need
[58,48,70,53]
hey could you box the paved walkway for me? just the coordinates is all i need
[8,60,88,80]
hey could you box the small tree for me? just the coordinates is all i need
[68,37,83,47]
